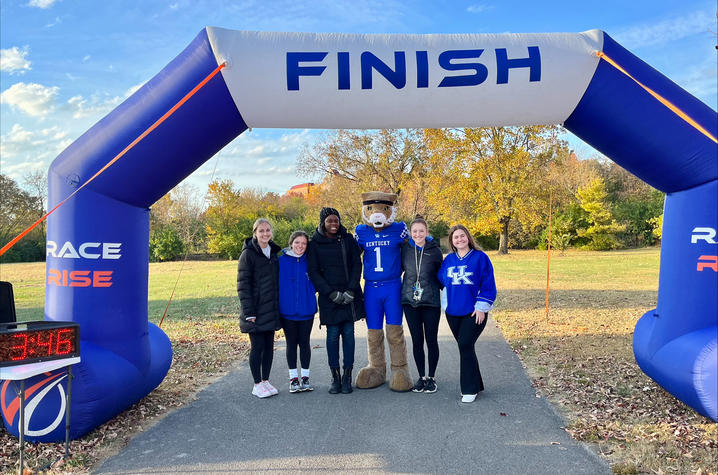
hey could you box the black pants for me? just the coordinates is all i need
[249,330,275,384]
[403,305,441,378]
[281,317,313,370]
[446,313,487,395]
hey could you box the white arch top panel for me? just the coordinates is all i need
[206,27,603,129]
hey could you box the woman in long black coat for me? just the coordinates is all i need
[306,207,364,394]
[238,218,282,398]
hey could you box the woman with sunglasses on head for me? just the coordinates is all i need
[401,216,444,393]
[238,218,282,398]
[438,224,497,403]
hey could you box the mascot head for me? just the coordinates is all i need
[361,191,398,230]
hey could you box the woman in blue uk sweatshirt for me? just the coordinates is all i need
[438,224,497,403]
[278,230,318,393]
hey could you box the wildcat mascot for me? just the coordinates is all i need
[355,191,413,391]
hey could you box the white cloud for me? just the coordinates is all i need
[82,55,91,63]
[124,82,146,98]
[673,56,718,104]
[2,124,33,148]
[614,10,714,48]
[466,3,493,13]
[224,164,296,177]
[280,129,311,143]
[1,46,32,74]
[1,82,58,117]
[246,145,265,156]
[27,0,59,8]
[0,124,70,180]
[169,3,179,10]
[66,94,122,119]
[45,16,61,27]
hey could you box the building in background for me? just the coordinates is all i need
[286,182,315,198]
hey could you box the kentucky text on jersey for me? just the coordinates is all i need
[287,47,541,90]
[364,240,391,247]
[356,222,409,281]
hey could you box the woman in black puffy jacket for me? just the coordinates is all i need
[238,218,282,398]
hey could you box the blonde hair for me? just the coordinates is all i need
[448,224,481,253]
[252,218,273,236]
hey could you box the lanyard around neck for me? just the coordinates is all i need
[414,244,424,285]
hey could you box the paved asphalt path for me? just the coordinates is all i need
[96,315,609,474]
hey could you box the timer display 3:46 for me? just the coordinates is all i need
[0,322,80,367]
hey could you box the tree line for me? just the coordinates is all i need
[0,126,663,263]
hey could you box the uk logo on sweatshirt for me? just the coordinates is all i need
[447,265,474,285]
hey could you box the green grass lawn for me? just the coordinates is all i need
[1,248,715,474]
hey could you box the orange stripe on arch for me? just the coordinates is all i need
[0,61,227,258]
[595,51,717,144]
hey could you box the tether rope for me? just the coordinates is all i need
[158,154,222,329]
[0,62,227,258]
[596,51,717,144]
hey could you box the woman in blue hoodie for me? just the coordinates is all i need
[438,224,497,403]
[278,230,317,393]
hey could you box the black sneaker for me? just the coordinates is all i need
[424,377,437,393]
[412,378,426,393]
[289,378,301,393]
[300,376,314,391]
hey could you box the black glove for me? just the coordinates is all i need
[330,291,344,304]
[341,291,355,304]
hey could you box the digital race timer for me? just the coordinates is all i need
[0,321,80,367]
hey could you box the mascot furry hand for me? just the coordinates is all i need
[354,191,413,392]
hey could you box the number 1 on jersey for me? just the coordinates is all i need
[374,247,384,272]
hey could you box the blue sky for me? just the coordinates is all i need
[1,0,716,195]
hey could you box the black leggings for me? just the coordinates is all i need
[281,317,313,370]
[403,305,440,378]
[446,313,487,395]
[249,330,275,384]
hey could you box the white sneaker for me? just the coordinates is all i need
[263,380,279,396]
[252,383,271,398]
[461,394,477,403]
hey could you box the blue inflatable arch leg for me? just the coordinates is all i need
[564,33,717,420]
[2,29,248,441]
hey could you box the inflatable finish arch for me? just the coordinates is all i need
[2,28,716,441]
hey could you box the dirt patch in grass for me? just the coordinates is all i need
[493,249,717,474]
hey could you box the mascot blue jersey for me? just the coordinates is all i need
[355,222,409,281]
